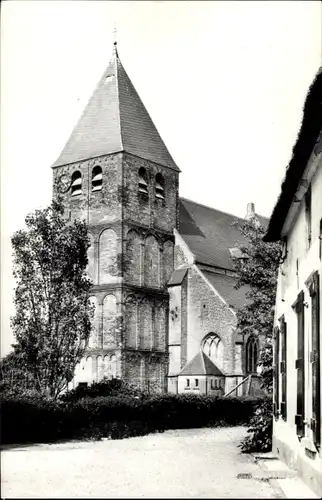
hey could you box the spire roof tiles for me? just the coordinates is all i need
[53,46,179,171]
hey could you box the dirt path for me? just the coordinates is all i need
[1,426,283,498]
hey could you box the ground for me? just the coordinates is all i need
[0,427,317,499]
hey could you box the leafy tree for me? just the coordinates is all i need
[0,351,30,395]
[233,217,282,393]
[10,198,93,399]
[232,216,282,453]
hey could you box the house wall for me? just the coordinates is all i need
[178,375,225,395]
[273,152,322,496]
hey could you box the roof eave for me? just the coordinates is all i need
[264,67,322,243]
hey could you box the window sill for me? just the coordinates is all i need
[301,437,319,454]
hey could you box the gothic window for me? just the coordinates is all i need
[92,166,103,191]
[246,336,258,374]
[202,333,223,368]
[155,173,165,200]
[71,171,82,196]
[138,167,148,195]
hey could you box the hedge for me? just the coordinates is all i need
[0,392,267,445]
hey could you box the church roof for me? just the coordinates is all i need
[200,268,251,311]
[179,351,224,376]
[52,45,179,171]
[167,268,188,287]
[179,198,268,271]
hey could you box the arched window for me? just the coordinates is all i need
[202,333,223,368]
[155,173,165,200]
[246,336,259,373]
[92,166,102,191]
[71,171,82,196]
[138,167,148,195]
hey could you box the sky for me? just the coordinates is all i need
[1,0,321,355]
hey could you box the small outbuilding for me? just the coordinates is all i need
[178,351,225,396]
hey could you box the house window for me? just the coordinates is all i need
[319,219,322,260]
[245,336,258,374]
[305,185,312,247]
[279,316,287,421]
[155,173,165,200]
[293,291,305,437]
[138,167,148,195]
[92,166,102,191]
[186,379,190,388]
[71,171,82,196]
[202,333,223,367]
[273,326,280,418]
[195,378,199,387]
[308,272,321,449]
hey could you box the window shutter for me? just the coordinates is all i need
[294,291,305,437]
[308,272,321,449]
[273,326,280,418]
[279,316,287,421]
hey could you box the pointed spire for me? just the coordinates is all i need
[52,45,179,171]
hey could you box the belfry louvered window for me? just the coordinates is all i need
[308,271,321,449]
[92,166,102,191]
[279,316,287,421]
[138,167,148,195]
[293,291,305,438]
[273,326,280,418]
[71,171,82,196]
[155,173,165,200]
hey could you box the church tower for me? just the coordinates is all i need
[52,44,180,392]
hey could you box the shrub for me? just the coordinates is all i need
[238,397,273,453]
[59,378,146,403]
[0,394,65,445]
[1,390,265,445]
